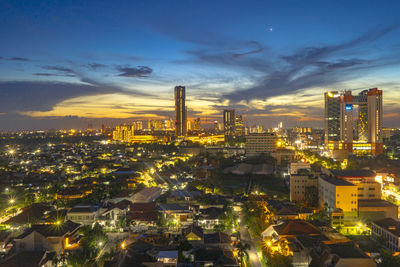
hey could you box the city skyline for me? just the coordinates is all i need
[1,1,400,130]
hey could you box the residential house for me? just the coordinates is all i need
[132,187,162,203]
[184,224,204,245]
[66,204,100,225]
[262,220,321,256]
[110,189,136,203]
[193,247,238,267]
[268,200,313,221]
[3,203,51,226]
[158,203,193,227]
[101,199,131,228]
[12,220,81,254]
[204,232,232,249]
[310,241,376,267]
[156,250,178,267]
[130,203,158,229]
[54,187,92,200]
[198,207,224,230]
[0,251,54,267]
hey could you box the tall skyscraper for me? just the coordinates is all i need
[223,109,235,136]
[194,118,201,131]
[174,86,187,137]
[324,91,341,144]
[235,114,244,136]
[324,88,383,156]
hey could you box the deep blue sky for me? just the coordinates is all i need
[1,0,400,130]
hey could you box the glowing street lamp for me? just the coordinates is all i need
[9,198,15,204]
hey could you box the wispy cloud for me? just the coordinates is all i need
[232,41,263,58]
[224,24,400,102]
[116,65,153,77]
[8,57,30,61]
[87,63,106,70]
[40,65,76,77]
[0,56,30,61]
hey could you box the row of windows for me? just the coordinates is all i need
[358,187,376,190]
[337,201,357,204]
[337,193,357,197]
[68,215,93,220]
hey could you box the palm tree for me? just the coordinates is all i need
[236,241,250,267]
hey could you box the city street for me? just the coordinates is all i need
[239,213,263,267]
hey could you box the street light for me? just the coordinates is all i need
[98,242,103,247]
[9,198,15,204]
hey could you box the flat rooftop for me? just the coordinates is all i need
[320,175,355,186]
[331,169,376,178]
[358,199,397,207]
[373,218,400,236]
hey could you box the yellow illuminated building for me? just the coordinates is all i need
[112,124,135,142]
[186,134,225,145]
[318,176,358,217]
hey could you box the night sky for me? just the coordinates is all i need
[1,0,400,130]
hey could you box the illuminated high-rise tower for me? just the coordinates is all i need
[324,88,383,156]
[174,86,187,137]
[223,109,235,136]
[194,118,201,131]
[235,114,244,136]
[324,91,341,144]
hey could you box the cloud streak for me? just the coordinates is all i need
[224,24,400,102]
[116,65,153,77]
[40,65,76,77]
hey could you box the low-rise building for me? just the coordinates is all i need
[289,162,311,174]
[371,218,400,252]
[245,133,277,156]
[318,175,358,217]
[157,203,193,227]
[130,202,158,229]
[184,224,204,243]
[66,204,100,225]
[198,207,223,230]
[101,200,131,228]
[358,199,398,221]
[310,241,376,267]
[290,174,318,202]
[156,250,178,267]
[0,251,54,267]
[12,220,81,254]
[132,187,162,203]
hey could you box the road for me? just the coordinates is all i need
[383,188,400,201]
[96,232,129,265]
[239,213,263,267]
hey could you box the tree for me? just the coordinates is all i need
[310,208,329,222]
[78,223,109,261]
[266,253,293,267]
[305,186,318,207]
[236,241,250,267]
[377,249,400,267]
[242,200,272,236]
